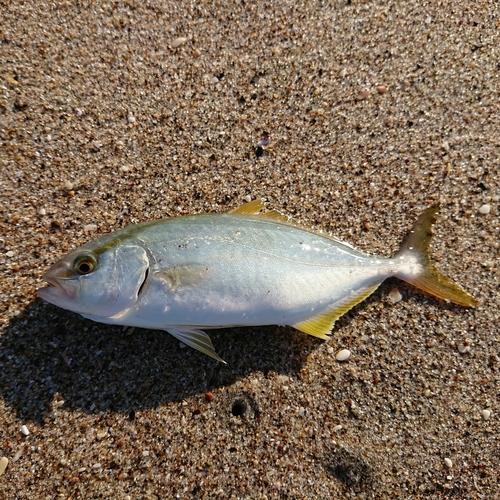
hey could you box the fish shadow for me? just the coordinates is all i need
[0,299,321,423]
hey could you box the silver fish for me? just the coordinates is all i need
[38,201,476,362]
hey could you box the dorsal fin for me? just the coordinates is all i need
[228,200,356,248]
[256,210,289,223]
[227,200,289,222]
[227,200,265,215]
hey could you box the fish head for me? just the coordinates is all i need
[38,239,150,319]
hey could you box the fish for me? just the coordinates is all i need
[38,200,476,363]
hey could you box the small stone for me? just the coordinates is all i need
[244,195,252,203]
[192,49,201,57]
[83,224,98,232]
[357,88,370,100]
[5,250,14,258]
[332,424,343,432]
[257,136,271,147]
[388,288,402,304]
[444,457,453,468]
[171,37,187,48]
[478,204,490,215]
[64,180,73,191]
[6,74,19,86]
[336,349,351,361]
[38,208,46,216]
[127,115,136,124]
[458,344,471,354]
[376,85,388,94]
[482,409,491,421]
[0,457,8,476]
[20,425,29,436]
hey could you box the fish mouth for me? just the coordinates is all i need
[37,276,75,303]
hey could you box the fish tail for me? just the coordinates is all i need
[394,205,477,307]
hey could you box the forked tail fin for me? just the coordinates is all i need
[395,206,477,307]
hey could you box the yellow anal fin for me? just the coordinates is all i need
[293,285,380,339]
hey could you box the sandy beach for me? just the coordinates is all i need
[1,1,498,497]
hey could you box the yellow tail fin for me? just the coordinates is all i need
[395,206,476,307]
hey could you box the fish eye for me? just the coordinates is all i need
[73,253,98,275]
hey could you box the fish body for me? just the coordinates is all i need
[38,201,476,362]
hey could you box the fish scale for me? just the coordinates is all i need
[110,216,391,326]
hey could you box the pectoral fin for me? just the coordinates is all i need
[293,285,380,339]
[155,264,210,292]
[166,328,226,363]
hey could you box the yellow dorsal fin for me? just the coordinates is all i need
[227,200,265,215]
[293,285,380,339]
[257,210,289,222]
[228,200,289,222]
[228,200,356,246]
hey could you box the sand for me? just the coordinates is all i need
[1,0,498,498]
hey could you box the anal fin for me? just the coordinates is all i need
[293,285,380,339]
[166,328,226,363]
